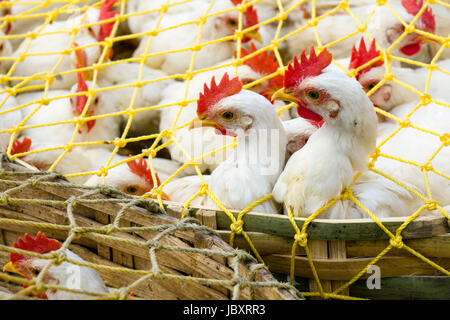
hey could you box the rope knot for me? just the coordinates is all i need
[147,30,159,37]
[339,1,350,9]
[0,193,8,205]
[424,200,438,211]
[50,251,66,266]
[98,184,112,195]
[340,188,353,200]
[346,69,358,78]
[420,94,432,106]
[183,71,194,80]
[270,40,279,50]
[420,162,433,172]
[277,12,288,21]
[72,227,87,238]
[97,166,108,177]
[197,15,207,25]
[113,137,126,148]
[230,220,244,235]
[404,24,415,34]
[294,232,308,247]
[134,81,144,88]
[147,239,161,250]
[307,19,318,27]
[103,224,115,235]
[384,73,395,81]
[142,148,157,158]
[29,177,39,187]
[198,183,208,196]
[125,108,137,118]
[399,118,410,128]
[440,133,450,146]
[234,30,244,40]
[103,37,113,48]
[160,128,172,139]
[160,4,169,13]
[389,236,403,249]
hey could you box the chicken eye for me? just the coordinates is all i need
[94,97,99,104]
[0,43,3,51]
[306,90,320,100]
[30,269,39,277]
[228,19,237,27]
[221,111,235,121]
[241,78,253,85]
[366,82,378,91]
[125,186,138,195]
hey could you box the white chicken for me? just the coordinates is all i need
[16,72,121,178]
[0,30,13,73]
[5,0,103,49]
[272,47,423,219]
[375,99,450,207]
[284,0,439,63]
[0,86,23,151]
[3,232,108,300]
[163,73,286,214]
[159,43,287,173]
[8,0,119,90]
[349,37,450,113]
[283,116,322,162]
[83,147,183,197]
[126,0,262,74]
[97,61,173,136]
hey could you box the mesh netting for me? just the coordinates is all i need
[0,0,449,300]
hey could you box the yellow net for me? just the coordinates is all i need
[0,0,449,300]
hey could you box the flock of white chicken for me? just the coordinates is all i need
[0,0,450,299]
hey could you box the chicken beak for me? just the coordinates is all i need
[188,117,219,130]
[144,190,170,201]
[3,262,27,278]
[245,30,263,43]
[416,34,441,46]
[271,88,301,104]
[73,44,93,81]
[161,191,170,201]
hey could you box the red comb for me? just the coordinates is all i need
[243,5,258,30]
[349,38,383,79]
[401,0,435,32]
[72,42,87,69]
[127,158,161,188]
[235,42,283,89]
[230,0,259,33]
[98,0,119,42]
[75,72,89,116]
[8,136,32,157]
[10,232,62,265]
[74,73,96,133]
[284,46,332,89]
[197,73,243,115]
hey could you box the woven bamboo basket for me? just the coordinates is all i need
[168,202,450,299]
[0,156,302,300]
